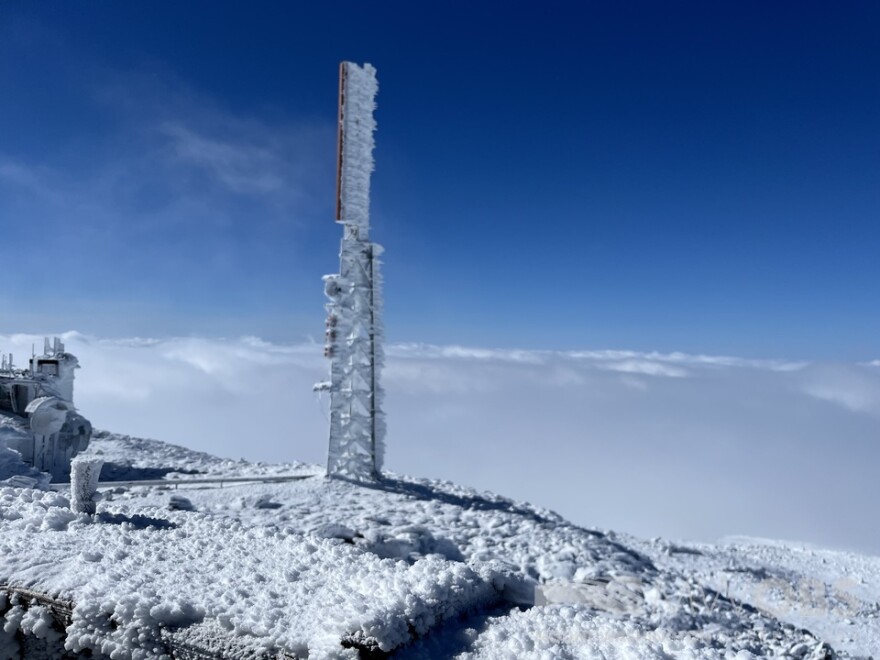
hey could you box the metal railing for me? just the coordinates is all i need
[49,473,320,491]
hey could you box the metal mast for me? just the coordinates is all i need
[322,62,385,480]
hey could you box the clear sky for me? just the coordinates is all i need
[1,2,878,360]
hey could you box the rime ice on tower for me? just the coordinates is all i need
[322,62,385,480]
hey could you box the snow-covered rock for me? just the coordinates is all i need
[0,431,870,658]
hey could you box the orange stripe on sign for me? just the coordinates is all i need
[335,62,346,222]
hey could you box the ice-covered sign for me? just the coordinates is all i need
[335,62,378,230]
[323,62,385,480]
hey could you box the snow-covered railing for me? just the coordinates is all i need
[48,473,318,491]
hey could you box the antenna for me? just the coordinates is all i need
[324,62,385,481]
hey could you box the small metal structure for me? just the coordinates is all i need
[0,337,92,481]
[321,62,386,480]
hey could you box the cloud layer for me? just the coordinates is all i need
[2,332,879,554]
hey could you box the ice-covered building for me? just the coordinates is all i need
[0,337,91,481]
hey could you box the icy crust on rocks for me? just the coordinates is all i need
[123,479,826,656]
[1,596,64,659]
[0,486,499,659]
[72,433,832,658]
[633,536,880,659]
[0,432,847,658]
[397,604,789,660]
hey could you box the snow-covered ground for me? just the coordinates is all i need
[2,428,876,658]
[631,536,880,659]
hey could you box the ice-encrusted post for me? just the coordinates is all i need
[322,62,385,481]
[70,457,103,515]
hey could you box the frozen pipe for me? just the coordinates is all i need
[70,457,104,515]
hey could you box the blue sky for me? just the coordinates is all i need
[1,2,878,359]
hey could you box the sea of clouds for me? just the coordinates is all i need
[2,332,878,554]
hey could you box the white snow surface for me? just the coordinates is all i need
[0,431,875,658]
[0,488,496,658]
[630,535,880,659]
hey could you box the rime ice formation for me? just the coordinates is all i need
[0,337,91,481]
[323,62,385,480]
[69,457,103,515]
[0,432,853,658]
[336,62,378,232]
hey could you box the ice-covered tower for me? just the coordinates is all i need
[321,62,385,480]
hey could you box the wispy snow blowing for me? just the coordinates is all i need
[1,332,878,553]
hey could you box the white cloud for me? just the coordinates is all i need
[802,364,880,415]
[0,160,46,190]
[155,116,328,202]
[389,343,547,364]
[596,359,689,378]
[565,348,804,370]
[1,333,879,556]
